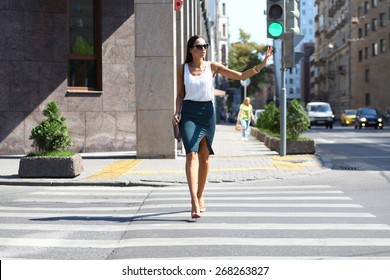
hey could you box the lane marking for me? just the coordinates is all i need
[0,211,375,218]
[0,223,388,232]
[1,237,390,248]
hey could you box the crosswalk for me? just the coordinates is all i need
[1,184,390,259]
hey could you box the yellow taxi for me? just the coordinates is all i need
[341,109,357,126]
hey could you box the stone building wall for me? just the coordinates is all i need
[0,0,136,155]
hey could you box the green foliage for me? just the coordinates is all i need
[29,102,72,153]
[286,99,310,140]
[256,101,280,133]
[72,36,94,54]
[256,100,309,140]
[228,29,271,95]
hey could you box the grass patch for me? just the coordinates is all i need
[27,151,75,157]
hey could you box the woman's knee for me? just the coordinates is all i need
[186,152,198,162]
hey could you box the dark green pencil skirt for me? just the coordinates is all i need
[180,100,215,155]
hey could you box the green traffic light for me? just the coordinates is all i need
[268,22,283,38]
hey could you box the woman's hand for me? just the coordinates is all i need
[172,113,181,126]
[264,47,273,63]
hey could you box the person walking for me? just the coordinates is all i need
[172,35,273,219]
[237,97,255,140]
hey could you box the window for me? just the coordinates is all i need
[380,13,386,27]
[365,93,371,106]
[372,0,378,8]
[364,23,370,36]
[222,24,226,37]
[372,18,377,31]
[67,0,101,91]
[380,39,386,53]
[372,42,378,56]
[364,1,369,13]
[358,28,363,38]
[365,47,369,59]
[359,50,363,62]
[365,69,370,82]
[358,6,363,18]
[364,1,370,14]
[222,3,226,16]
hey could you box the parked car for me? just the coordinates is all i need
[354,107,384,129]
[340,109,357,126]
[306,102,334,129]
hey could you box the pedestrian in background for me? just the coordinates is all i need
[237,97,255,140]
[172,35,273,219]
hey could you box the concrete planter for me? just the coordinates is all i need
[250,127,316,155]
[18,154,83,178]
[275,139,316,155]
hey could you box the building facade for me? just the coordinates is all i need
[350,0,390,115]
[0,0,215,157]
[313,0,390,118]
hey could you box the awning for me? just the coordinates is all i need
[214,89,226,96]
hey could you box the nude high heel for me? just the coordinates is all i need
[198,197,206,212]
[191,201,201,219]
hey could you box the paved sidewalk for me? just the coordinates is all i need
[0,125,331,186]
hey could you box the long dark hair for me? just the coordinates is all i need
[185,35,201,64]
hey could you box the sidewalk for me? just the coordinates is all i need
[0,125,331,187]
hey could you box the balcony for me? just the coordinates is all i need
[338,65,346,75]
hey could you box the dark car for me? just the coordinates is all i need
[354,108,384,129]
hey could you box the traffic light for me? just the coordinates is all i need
[267,0,284,39]
[286,0,300,34]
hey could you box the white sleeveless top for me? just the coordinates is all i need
[183,61,214,102]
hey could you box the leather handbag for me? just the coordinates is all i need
[173,123,181,142]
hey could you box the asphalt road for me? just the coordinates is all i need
[1,123,390,263]
[303,123,390,172]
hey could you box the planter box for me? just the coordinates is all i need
[18,154,83,178]
[275,139,316,155]
[251,127,316,155]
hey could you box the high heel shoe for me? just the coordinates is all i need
[191,211,201,219]
[198,197,206,212]
[191,203,201,219]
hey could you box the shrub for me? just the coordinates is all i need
[256,101,280,133]
[29,102,72,153]
[286,99,310,140]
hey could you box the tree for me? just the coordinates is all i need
[228,29,271,96]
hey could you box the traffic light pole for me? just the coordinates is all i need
[280,38,287,156]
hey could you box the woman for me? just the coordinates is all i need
[172,35,273,219]
[237,97,255,140]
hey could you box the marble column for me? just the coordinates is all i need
[135,0,177,158]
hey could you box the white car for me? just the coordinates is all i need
[306,102,334,129]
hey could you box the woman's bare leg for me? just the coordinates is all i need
[186,151,200,217]
[197,138,210,211]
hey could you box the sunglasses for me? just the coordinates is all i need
[192,44,209,50]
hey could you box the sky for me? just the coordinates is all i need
[223,0,269,45]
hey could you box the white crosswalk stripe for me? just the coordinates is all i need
[1,184,390,259]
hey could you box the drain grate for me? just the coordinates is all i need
[335,165,360,170]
